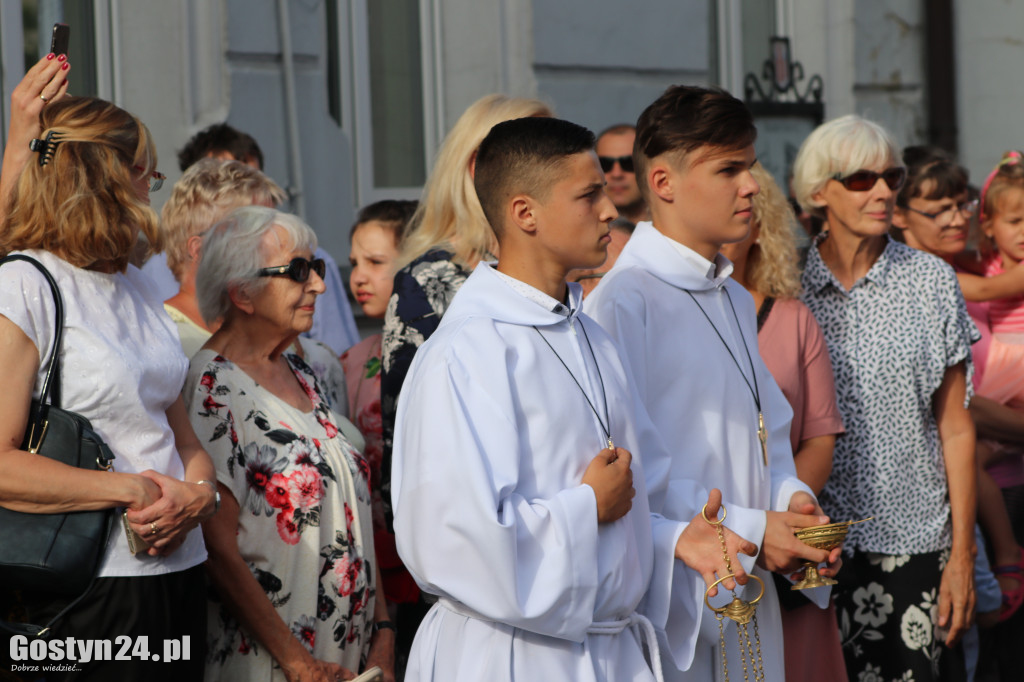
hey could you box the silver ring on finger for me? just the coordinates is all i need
[39,94,49,103]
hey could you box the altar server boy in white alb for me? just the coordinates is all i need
[586,85,841,681]
[392,116,762,682]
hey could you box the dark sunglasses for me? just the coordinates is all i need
[256,257,326,283]
[598,155,635,174]
[832,167,907,192]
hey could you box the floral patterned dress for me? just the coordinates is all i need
[185,349,376,681]
[380,249,471,529]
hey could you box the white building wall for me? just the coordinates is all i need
[532,0,711,133]
[115,0,356,263]
[851,0,926,148]
[436,0,537,131]
[790,0,926,150]
[954,0,1024,185]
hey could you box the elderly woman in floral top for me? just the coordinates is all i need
[184,206,393,682]
[792,116,978,682]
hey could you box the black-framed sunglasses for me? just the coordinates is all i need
[256,257,326,283]
[832,167,907,192]
[898,198,979,226]
[598,155,635,174]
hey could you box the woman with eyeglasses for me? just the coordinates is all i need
[893,147,1024,680]
[792,115,978,682]
[184,206,393,682]
[0,96,216,681]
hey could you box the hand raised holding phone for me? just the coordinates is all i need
[0,24,72,220]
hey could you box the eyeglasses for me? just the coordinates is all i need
[832,167,907,192]
[256,257,326,283]
[598,155,635,174]
[898,198,979,227]
[133,166,166,192]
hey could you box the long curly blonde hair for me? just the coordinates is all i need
[396,94,552,270]
[0,96,160,272]
[746,163,802,299]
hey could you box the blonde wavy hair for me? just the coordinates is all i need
[746,163,802,299]
[396,94,552,270]
[0,96,159,271]
[161,158,286,281]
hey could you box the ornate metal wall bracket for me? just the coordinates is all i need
[744,37,824,123]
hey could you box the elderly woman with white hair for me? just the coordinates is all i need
[183,206,393,682]
[792,115,978,681]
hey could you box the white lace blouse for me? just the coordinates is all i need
[0,249,206,577]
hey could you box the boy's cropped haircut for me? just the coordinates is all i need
[177,123,264,172]
[634,85,757,199]
[474,117,596,237]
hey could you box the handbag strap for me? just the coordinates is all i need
[0,254,64,409]
[0,254,114,637]
[0,576,102,638]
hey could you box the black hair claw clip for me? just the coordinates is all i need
[28,131,63,167]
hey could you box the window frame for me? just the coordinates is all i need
[347,0,440,206]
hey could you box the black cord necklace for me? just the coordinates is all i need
[682,287,768,466]
[532,319,614,449]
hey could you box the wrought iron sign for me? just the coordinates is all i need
[744,37,824,122]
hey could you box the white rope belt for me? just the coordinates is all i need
[438,598,664,682]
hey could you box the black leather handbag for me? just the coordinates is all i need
[0,254,116,636]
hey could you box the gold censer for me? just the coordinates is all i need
[791,518,871,590]
[703,504,766,682]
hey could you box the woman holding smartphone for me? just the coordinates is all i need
[0,96,216,681]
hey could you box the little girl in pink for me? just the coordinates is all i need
[977,151,1024,405]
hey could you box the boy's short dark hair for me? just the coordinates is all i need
[634,85,757,198]
[474,117,596,237]
[350,199,419,245]
[177,123,265,172]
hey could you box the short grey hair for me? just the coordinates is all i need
[196,206,318,324]
[791,114,901,220]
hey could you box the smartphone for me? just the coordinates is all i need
[50,23,70,57]
[122,511,151,556]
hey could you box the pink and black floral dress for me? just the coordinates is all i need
[185,349,375,681]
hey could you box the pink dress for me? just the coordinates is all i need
[758,297,848,682]
[340,334,420,604]
[964,263,1024,488]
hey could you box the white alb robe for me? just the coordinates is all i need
[393,263,713,681]
[586,222,823,682]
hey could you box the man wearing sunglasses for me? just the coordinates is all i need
[597,124,649,224]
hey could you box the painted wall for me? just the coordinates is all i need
[532,0,711,133]
[954,0,1024,185]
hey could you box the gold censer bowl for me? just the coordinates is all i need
[791,518,871,590]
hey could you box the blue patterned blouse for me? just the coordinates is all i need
[801,233,979,554]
